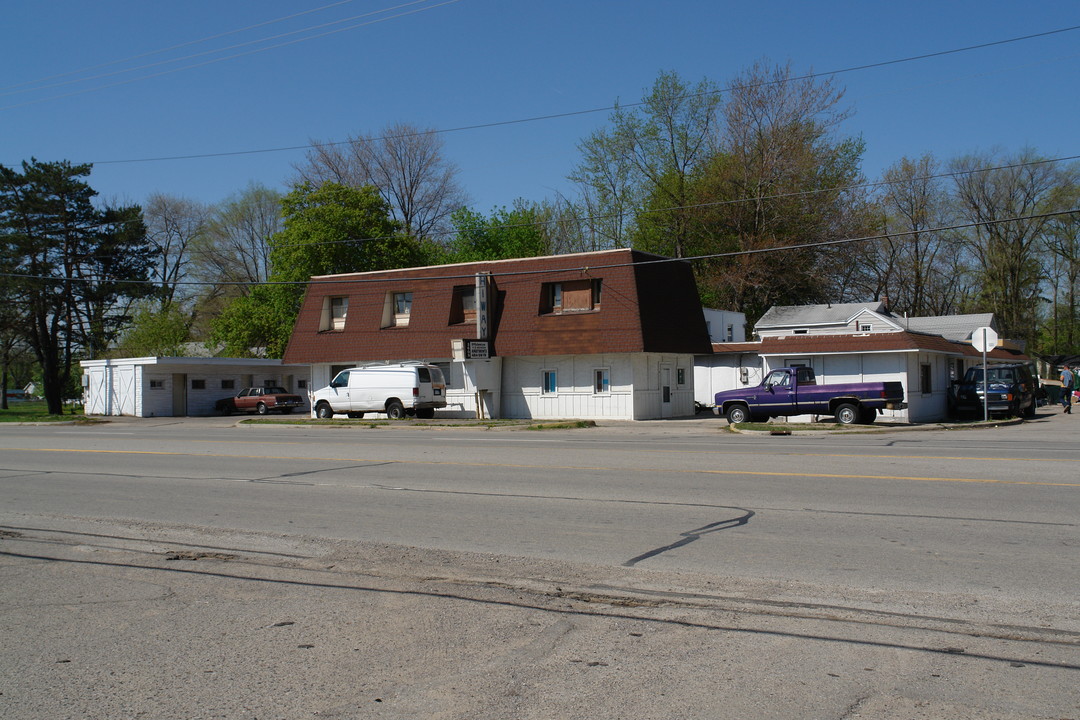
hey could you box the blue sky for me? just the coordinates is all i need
[3,1,1078,214]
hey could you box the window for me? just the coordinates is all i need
[542,370,558,395]
[541,279,601,314]
[793,329,808,335]
[449,285,477,325]
[395,292,412,316]
[191,379,205,390]
[330,296,348,330]
[920,363,933,394]
[297,379,307,389]
[221,379,235,390]
[383,292,413,327]
[726,324,734,341]
[593,368,610,394]
[764,370,790,388]
[859,323,873,332]
[149,380,164,389]
[320,295,349,331]
[676,368,686,386]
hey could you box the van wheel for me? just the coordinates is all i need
[315,403,335,419]
[835,403,859,425]
[386,401,406,420]
[415,408,434,419]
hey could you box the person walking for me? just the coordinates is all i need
[1061,364,1074,414]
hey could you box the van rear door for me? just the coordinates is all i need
[416,366,445,404]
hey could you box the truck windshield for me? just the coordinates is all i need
[965,368,1015,383]
[764,371,790,388]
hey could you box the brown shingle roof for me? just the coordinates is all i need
[284,249,712,364]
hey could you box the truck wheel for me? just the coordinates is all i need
[256,402,268,415]
[315,403,335,419]
[1024,398,1036,418]
[386,400,406,420]
[835,403,859,425]
[725,404,750,424]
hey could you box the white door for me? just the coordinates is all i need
[660,364,673,418]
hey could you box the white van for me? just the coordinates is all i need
[311,364,447,420]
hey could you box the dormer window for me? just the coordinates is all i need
[859,323,873,332]
[541,279,601,314]
[320,296,349,331]
[449,286,477,325]
[382,291,413,328]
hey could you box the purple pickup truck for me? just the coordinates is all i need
[713,367,906,425]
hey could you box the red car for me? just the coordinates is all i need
[215,387,304,415]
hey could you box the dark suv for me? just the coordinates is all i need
[949,363,1038,419]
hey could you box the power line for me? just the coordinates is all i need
[193,152,1080,253]
[42,22,1078,166]
[0,0,463,112]
[0,0,362,93]
[4,210,1076,288]
[9,151,1075,257]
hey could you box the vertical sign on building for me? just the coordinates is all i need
[476,272,489,340]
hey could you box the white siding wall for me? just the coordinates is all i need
[82,361,309,417]
[693,354,763,406]
[758,352,913,424]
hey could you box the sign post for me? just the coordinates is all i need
[971,326,998,422]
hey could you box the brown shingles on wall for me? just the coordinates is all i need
[283,249,713,365]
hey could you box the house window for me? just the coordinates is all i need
[382,292,414,328]
[541,279,601,314]
[859,323,873,332]
[542,370,558,395]
[793,329,808,335]
[191,379,205,390]
[677,368,686,386]
[149,380,164,389]
[319,296,349,331]
[331,296,348,330]
[221,379,235,390]
[920,363,933,395]
[449,285,477,325]
[726,324,734,341]
[593,368,610,394]
[297,379,307,389]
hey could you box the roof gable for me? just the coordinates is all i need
[756,302,886,329]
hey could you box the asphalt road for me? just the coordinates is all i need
[1,412,1078,719]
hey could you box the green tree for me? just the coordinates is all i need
[571,70,723,257]
[0,159,156,413]
[678,61,866,320]
[446,201,552,262]
[114,302,192,357]
[209,183,433,358]
[950,149,1069,348]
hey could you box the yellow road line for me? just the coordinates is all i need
[8,447,1080,488]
